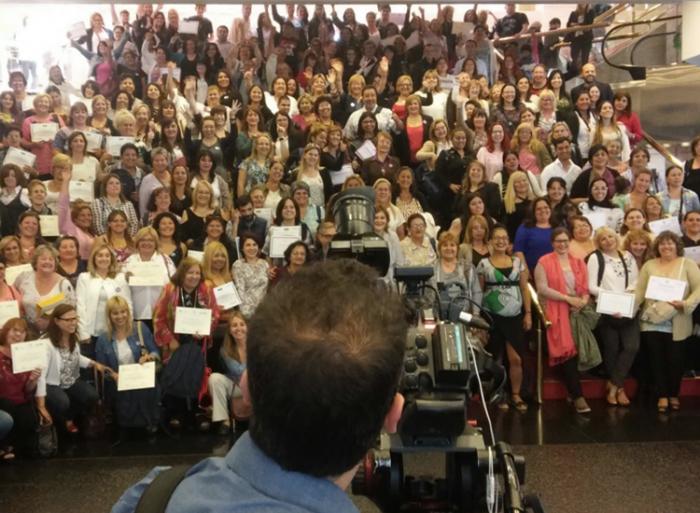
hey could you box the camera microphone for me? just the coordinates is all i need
[458,311,491,331]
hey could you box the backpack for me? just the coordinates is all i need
[587,250,633,328]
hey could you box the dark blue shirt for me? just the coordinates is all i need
[111,433,359,513]
[513,225,553,271]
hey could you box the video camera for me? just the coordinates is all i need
[328,189,542,513]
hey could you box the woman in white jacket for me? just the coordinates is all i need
[76,242,132,345]
[123,227,176,332]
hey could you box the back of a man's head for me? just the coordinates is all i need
[247,260,407,477]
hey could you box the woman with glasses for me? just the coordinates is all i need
[40,304,110,434]
[534,227,591,414]
[477,225,532,411]
[400,213,437,267]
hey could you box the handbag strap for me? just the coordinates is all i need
[92,365,105,402]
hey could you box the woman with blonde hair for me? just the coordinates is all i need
[503,170,537,240]
[623,228,653,270]
[181,180,220,246]
[207,311,251,435]
[76,242,131,347]
[95,295,160,432]
[458,214,490,267]
[588,226,639,406]
[511,122,552,176]
[202,241,232,288]
[237,133,273,197]
[0,236,25,268]
[292,143,333,208]
[124,227,176,331]
[15,244,76,334]
[21,94,65,178]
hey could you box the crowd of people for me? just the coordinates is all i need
[0,2,699,462]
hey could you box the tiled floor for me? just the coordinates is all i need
[2,398,700,513]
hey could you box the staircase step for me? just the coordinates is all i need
[542,376,700,400]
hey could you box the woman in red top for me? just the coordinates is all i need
[395,95,433,167]
[0,317,45,459]
[614,91,643,147]
[21,94,66,178]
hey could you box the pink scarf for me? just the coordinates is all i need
[539,252,589,366]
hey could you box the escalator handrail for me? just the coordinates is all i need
[642,131,684,169]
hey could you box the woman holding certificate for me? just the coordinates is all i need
[76,242,132,347]
[534,227,591,414]
[124,227,176,332]
[95,296,160,433]
[577,178,624,233]
[152,257,220,428]
[0,318,44,458]
[15,245,76,335]
[57,167,95,261]
[634,231,700,412]
[587,227,639,406]
[21,94,65,178]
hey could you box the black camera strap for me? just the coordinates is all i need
[134,465,190,513]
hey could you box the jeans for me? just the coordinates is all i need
[0,399,39,453]
[0,410,13,442]
[46,380,98,424]
[643,331,684,398]
[557,357,583,399]
[599,319,640,387]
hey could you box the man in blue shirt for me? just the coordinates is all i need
[112,260,407,513]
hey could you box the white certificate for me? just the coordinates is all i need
[648,217,682,236]
[5,263,32,286]
[0,300,20,328]
[68,21,87,40]
[685,246,700,264]
[105,136,135,156]
[127,260,167,286]
[83,131,103,152]
[596,291,635,318]
[583,212,607,234]
[159,67,182,81]
[213,282,242,310]
[187,250,204,262]
[117,361,156,391]
[354,140,377,161]
[71,164,96,182]
[645,276,687,302]
[174,307,212,336]
[2,147,36,168]
[254,208,272,224]
[451,21,474,35]
[11,340,47,373]
[269,225,302,258]
[39,215,60,237]
[331,163,355,186]
[69,180,94,202]
[380,35,398,47]
[30,123,59,142]
[179,20,199,34]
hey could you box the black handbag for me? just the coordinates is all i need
[36,421,58,458]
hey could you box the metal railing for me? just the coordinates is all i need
[642,131,684,168]
[527,283,551,405]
